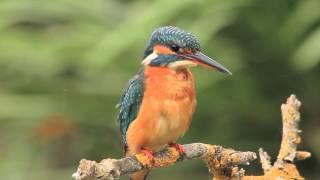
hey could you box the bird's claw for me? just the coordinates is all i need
[168,142,186,155]
[141,148,155,162]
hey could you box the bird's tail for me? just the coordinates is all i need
[130,170,149,180]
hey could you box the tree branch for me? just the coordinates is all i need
[243,94,311,180]
[72,94,311,180]
[72,144,256,180]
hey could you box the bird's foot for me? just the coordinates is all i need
[168,142,186,155]
[141,148,155,162]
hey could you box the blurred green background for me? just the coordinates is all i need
[0,0,319,179]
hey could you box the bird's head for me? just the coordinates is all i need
[142,26,232,75]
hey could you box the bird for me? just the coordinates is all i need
[117,26,231,180]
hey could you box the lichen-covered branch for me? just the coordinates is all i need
[258,148,272,173]
[72,94,311,180]
[72,143,256,180]
[275,94,302,166]
[243,94,311,180]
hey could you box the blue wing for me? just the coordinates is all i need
[117,70,144,152]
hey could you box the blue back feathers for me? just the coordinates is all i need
[117,70,145,152]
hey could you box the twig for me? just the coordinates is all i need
[259,148,272,173]
[275,94,302,167]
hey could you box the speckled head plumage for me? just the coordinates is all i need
[144,26,201,57]
[142,26,232,75]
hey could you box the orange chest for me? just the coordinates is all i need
[143,66,196,101]
[138,67,197,149]
[143,66,196,129]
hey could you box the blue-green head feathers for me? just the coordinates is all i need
[144,26,201,58]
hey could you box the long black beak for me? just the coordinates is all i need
[179,52,232,75]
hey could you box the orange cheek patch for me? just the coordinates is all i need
[154,45,175,54]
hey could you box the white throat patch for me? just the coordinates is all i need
[142,52,158,65]
[168,60,198,70]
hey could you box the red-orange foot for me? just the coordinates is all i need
[141,148,154,162]
[168,142,186,155]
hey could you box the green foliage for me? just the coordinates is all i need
[0,0,319,179]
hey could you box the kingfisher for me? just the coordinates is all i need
[117,26,231,180]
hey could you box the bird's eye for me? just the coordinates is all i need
[169,44,181,52]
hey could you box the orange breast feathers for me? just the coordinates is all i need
[126,66,196,154]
